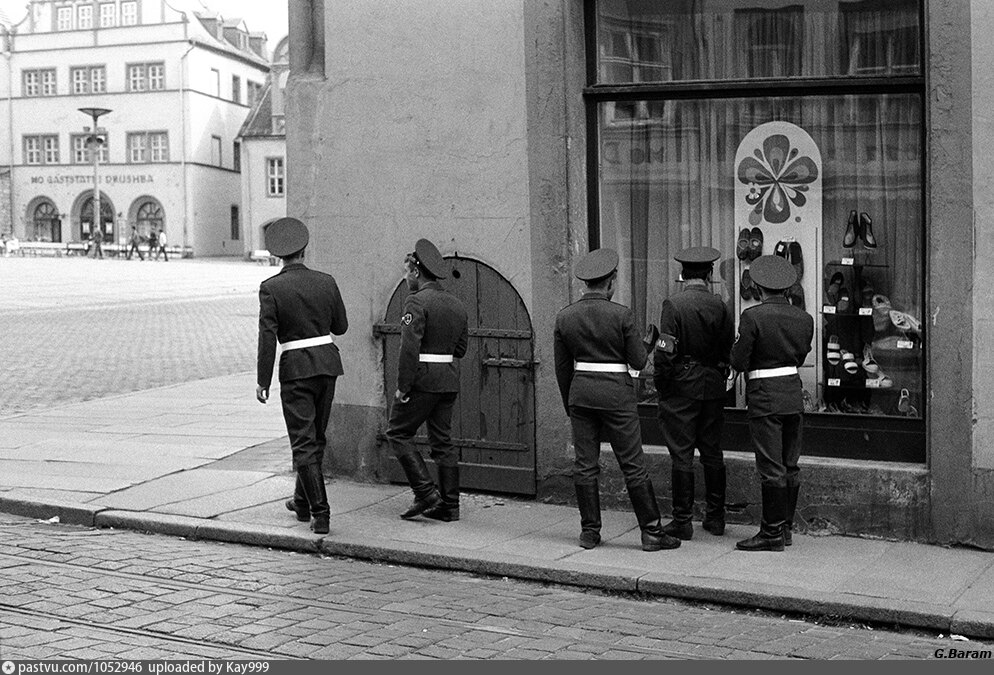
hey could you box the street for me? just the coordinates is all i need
[0,257,990,660]
[0,513,982,660]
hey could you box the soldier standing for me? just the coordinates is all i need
[256,217,349,535]
[554,248,680,552]
[386,239,469,522]
[729,255,813,551]
[653,246,734,541]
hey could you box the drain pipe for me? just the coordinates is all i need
[3,30,14,238]
[179,39,195,251]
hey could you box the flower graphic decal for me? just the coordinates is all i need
[737,134,818,225]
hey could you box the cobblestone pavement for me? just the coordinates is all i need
[0,257,277,417]
[1,515,989,660]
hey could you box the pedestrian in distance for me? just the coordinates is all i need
[554,247,681,552]
[90,228,104,259]
[147,228,158,259]
[385,238,469,522]
[126,225,144,261]
[729,255,814,552]
[652,246,735,541]
[256,217,349,535]
[154,227,168,261]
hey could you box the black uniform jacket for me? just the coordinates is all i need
[397,281,469,395]
[553,292,646,413]
[729,296,814,418]
[257,262,349,387]
[653,285,735,401]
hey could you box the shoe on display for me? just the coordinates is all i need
[827,335,842,365]
[837,287,851,313]
[827,272,843,305]
[740,268,754,301]
[787,282,805,310]
[737,228,751,261]
[843,210,859,248]
[749,227,764,260]
[788,241,803,280]
[859,212,877,249]
[862,344,879,374]
[866,371,893,388]
[774,240,789,258]
[871,294,893,333]
[897,388,912,414]
[841,351,859,375]
[889,310,922,335]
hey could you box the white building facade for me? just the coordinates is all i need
[237,35,287,257]
[0,0,270,255]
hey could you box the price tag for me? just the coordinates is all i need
[823,305,836,315]
[897,339,914,349]
[858,307,872,316]
[828,378,841,387]
[841,258,855,266]
[865,378,883,389]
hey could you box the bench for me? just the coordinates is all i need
[250,249,279,266]
[15,241,66,257]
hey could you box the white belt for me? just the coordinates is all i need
[747,366,798,380]
[280,335,333,351]
[575,362,640,378]
[419,354,454,363]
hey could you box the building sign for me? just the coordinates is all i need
[29,174,155,185]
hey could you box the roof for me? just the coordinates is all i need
[237,83,278,138]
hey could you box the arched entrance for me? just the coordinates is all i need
[374,257,537,496]
[76,192,115,242]
[27,198,61,242]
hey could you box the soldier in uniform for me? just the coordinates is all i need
[256,217,349,535]
[554,248,681,552]
[386,238,469,522]
[729,255,814,552]
[653,246,734,541]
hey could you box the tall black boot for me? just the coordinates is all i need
[662,470,694,540]
[702,464,726,536]
[285,473,309,522]
[736,483,786,552]
[628,480,681,551]
[574,483,601,549]
[424,465,460,522]
[298,463,330,534]
[785,483,800,547]
[396,453,441,519]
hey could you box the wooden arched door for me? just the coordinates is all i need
[374,256,536,495]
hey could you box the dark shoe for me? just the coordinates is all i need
[736,228,751,260]
[396,452,440,519]
[773,240,789,258]
[628,480,680,551]
[843,209,858,248]
[298,464,330,534]
[736,484,787,552]
[575,483,602,549]
[663,470,694,540]
[826,272,843,305]
[286,499,309,522]
[702,464,726,536]
[749,227,764,260]
[400,490,442,520]
[641,527,681,551]
[859,212,877,248]
[741,269,756,301]
[788,241,803,280]
[424,465,460,522]
[579,531,601,549]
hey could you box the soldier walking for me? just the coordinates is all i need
[554,248,680,552]
[386,239,469,522]
[256,217,349,535]
[729,255,813,551]
[653,246,734,541]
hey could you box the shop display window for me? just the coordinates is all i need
[587,0,925,457]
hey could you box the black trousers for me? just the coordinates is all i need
[657,395,725,473]
[747,413,802,487]
[386,390,459,467]
[126,242,144,260]
[569,405,650,488]
[280,375,337,469]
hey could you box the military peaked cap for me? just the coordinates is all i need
[410,238,448,279]
[263,217,309,257]
[574,248,619,282]
[749,255,796,291]
[674,246,721,265]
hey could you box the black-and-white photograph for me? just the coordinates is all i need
[0,0,992,663]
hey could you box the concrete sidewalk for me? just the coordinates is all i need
[1,371,992,640]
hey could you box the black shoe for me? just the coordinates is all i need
[662,519,694,540]
[423,504,459,522]
[298,464,330,534]
[735,529,784,551]
[702,464,726,536]
[579,531,601,549]
[843,210,858,248]
[859,212,877,249]
[285,499,309,522]
[641,527,681,551]
[424,465,459,521]
[736,484,786,552]
[702,517,725,536]
[311,515,330,535]
[400,490,442,520]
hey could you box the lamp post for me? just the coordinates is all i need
[78,107,111,248]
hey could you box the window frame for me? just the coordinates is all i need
[78,4,93,29]
[57,6,73,31]
[71,133,109,164]
[23,68,57,97]
[99,2,116,28]
[24,134,60,165]
[71,65,107,94]
[127,131,169,163]
[121,1,138,26]
[266,157,285,197]
[126,62,165,92]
